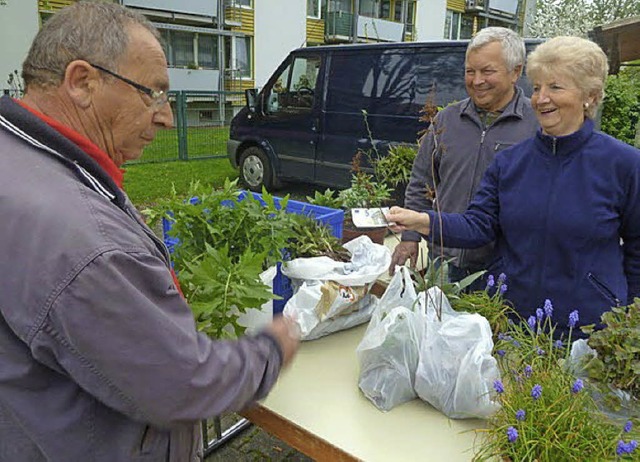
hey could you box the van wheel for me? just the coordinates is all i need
[239,147,278,192]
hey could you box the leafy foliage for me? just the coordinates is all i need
[144,179,343,338]
[452,279,515,337]
[602,68,640,148]
[371,143,418,188]
[582,299,640,399]
[287,215,351,262]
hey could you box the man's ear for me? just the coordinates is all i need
[62,60,98,109]
[512,64,523,82]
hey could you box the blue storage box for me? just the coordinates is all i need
[162,191,344,314]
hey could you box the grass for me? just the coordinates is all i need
[123,158,238,207]
[133,126,231,163]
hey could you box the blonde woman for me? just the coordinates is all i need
[387,36,640,337]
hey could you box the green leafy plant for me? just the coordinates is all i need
[475,304,640,461]
[287,215,350,262]
[305,188,343,209]
[581,299,640,402]
[370,143,418,188]
[602,67,640,148]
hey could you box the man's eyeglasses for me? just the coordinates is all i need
[88,62,169,108]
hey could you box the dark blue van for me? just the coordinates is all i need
[227,40,538,191]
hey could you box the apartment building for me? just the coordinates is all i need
[2,0,529,94]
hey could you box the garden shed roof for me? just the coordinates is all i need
[589,15,640,74]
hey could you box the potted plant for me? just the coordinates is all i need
[307,151,393,244]
[370,142,418,206]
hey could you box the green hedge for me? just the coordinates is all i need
[601,66,640,148]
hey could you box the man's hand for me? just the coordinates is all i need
[389,241,419,275]
[265,315,300,368]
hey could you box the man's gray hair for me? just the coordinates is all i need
[22,2,161,88]
[466,27,526,72]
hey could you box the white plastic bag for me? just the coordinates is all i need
[414,287,500,419]
[357,266,424,411]
[282,236,391,340]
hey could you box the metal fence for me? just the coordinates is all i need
[131,90,245,164]
[2,88,245,164]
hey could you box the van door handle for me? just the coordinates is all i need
[311,118,319,132]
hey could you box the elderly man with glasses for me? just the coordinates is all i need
[0,3,299,461]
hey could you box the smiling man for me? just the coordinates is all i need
[0,3,299,461]
[390,27,539,286]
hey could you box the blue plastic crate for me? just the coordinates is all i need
[162,191,344,314]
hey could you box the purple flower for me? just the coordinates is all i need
[554,340,564,349]
[543,299,554,318]
[497,273,507,285]
[485,275,495,291]
[616,440,637,456]
[515,409,526,421]
[527,316,536,329]
[524,365,533,378]
[624,421,633,433]
[500,284,508,295]
[512,340,521,348]
[493,379,505,394]
[571,379,584,394]
[531,384,542,400]
[536,347,545,356]
[568,310,579,328]
[536,308,544,321]
[498,332,507,341]
[506,426,518,443]
[496,349,506,357]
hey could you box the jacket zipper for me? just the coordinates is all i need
[587,272,621,306]
[552,137,557,155]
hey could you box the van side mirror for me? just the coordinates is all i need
[245,88,258,112]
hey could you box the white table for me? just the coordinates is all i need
[242,323,485,461]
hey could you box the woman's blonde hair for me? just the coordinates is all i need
[526,36,609,119]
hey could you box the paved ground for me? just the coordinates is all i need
[204,414,313,461]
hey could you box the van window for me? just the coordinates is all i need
[265,56,321,114]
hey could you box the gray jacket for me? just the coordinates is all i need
[403,87,538,271]
[0,96,283,462]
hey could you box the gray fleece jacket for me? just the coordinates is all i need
[403,87,538,271]
[0,95,283,462]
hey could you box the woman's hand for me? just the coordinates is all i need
[386,207,431,235]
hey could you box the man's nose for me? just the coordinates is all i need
[154,102,174,129]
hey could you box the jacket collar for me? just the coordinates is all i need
[0,95,126,208]
[460,86,527,124]
[534,118,594,157]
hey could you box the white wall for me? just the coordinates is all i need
[168,68,220,91]
[0,1,39,92]
[254,0,306,89]
[415,0,447,41]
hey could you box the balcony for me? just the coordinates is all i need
[325,12,405,43]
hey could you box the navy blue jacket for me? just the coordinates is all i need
[428,119,640,335]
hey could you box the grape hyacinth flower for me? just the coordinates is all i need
[515,409,526,421]
[568,310,580,328]
[527,316,536,329]
[496,349,506,357]
[512,340,521,348]
[543,299,553,318]
[536,308,544,322]
[571,379,584,394]
[497,273,507,285]
[506,426,518,443]
[536,347,545,356]
[493,379,505,394]
[500,284,508,295]
[554,339,563,349]
[624,421,633,433]
[531,384,542,400]
[524,365,533,378]
[485,274,495,291]
[616,440,638,456]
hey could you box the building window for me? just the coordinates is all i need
[359,0,378,17]
[225,36,253,79]
[405,1,416,34]
[160,29,219,70]
[460,14,475,39]
[379,0,391,18]
[307,0,321,18]
[444,10,462,39]
[229,0,252,7]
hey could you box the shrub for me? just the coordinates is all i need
[601,67,640,148]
